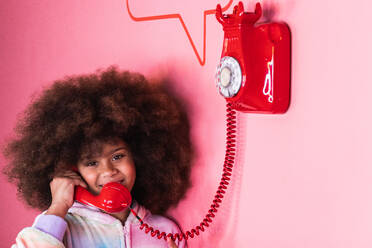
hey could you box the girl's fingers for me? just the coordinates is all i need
[167,238,178,248]
[78,181,88,188]
[55,170,87,188]
[53,171,88,188]
[72,178,87,188]
[65,170,81,177]
[55,171,78,178]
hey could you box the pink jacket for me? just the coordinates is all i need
[12,201,187,248]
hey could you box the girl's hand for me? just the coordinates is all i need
[167,238,178,248]
[46,170,87,218]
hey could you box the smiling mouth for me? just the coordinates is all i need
[98,180,124,188]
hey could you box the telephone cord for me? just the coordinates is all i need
[128,102,237,241]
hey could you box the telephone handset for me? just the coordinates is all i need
[74,183,132,213]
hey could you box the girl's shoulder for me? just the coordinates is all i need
[142,213,182,233]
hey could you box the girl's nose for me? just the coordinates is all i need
[100,161,118,177]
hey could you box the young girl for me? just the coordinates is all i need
[3,67,193,248]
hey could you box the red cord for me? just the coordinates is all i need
[129,102,237,241]
[125,0,234,66]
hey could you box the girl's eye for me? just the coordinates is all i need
[112,154,124,161]
[86,161,98,167]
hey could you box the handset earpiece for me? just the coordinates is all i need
[75,182,132,213]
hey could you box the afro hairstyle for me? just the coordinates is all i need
[2,66,194,215]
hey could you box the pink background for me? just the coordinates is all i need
[1,0,372,247]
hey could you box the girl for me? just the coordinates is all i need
[3,67,194,247]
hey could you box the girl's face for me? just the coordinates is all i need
[77,139,136,195]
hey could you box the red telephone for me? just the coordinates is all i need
[215,2,291,113]
[73,1,291,242]
[74,183,132,213]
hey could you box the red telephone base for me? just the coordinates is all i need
[216,2,291,114]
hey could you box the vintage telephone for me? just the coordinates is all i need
[215,2,291,113]
[75,1,291,241]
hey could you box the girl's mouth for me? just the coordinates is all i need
[98,180,124,188]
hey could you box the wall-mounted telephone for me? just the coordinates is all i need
[215,2,291,113]
[74,1,291,242]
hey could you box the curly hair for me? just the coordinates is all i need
[2,66,194,215]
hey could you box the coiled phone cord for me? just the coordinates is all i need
[129,102,237,241]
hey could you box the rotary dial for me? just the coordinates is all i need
[216,56,242,98]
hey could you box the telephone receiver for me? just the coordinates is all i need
[74,182,132,213]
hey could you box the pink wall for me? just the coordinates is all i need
[1,0,372,247]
